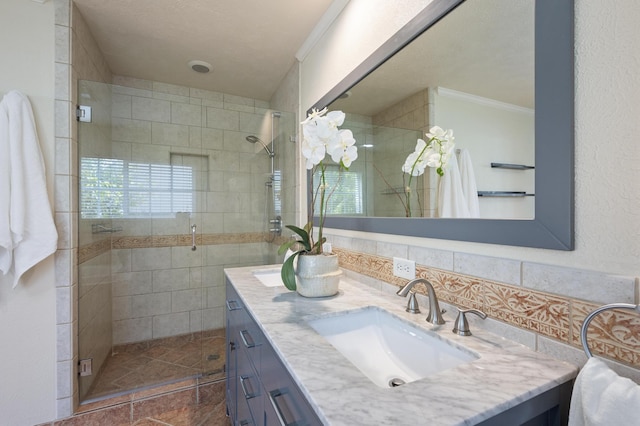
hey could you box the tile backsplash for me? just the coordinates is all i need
[329,238,640,377]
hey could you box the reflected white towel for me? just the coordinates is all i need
[569,357,640,426]
[0,91,58,287]
[457,149,480,218]
[437,154,470,218]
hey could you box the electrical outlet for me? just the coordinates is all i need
[393,257,415,279]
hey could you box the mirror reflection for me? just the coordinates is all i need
[327,0,535,219]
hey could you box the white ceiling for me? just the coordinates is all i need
[73,0,336,101]
[331,0,534,116]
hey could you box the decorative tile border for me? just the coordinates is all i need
[79,232,271,264]
[571,300,640,366]
[78,238,110,264]
[335,247,640,369]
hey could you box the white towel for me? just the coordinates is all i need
[437,154,470,218]
[457,149,480,218]
[569,357,640,426]
[0,91,58,288]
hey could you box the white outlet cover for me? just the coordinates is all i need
[393,257,416,279]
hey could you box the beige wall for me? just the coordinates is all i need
[301,0,640,278]
[0,0,57,424]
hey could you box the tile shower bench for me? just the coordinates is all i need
[225,265,577,425]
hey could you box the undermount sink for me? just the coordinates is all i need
[307,306,477,388]
[252,268,284,287]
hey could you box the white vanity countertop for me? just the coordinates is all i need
[225,266,578,426]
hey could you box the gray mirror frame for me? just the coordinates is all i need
[311,0,574,250]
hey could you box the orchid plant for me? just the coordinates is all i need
[401,126,455,217]
[278,108,357,290]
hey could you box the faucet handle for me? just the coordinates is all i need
[405,292,420,314]
[453,308,487,336]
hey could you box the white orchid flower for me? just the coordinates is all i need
[301,107,327,125]
[328,129,357,166]
[402,126,455,177]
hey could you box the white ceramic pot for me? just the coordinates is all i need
[295,253,341,298]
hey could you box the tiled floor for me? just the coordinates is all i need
[44,379,230,426]
[84,328,227,402]
[39,329,230,426]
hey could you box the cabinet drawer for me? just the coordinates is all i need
[237,342,263,424]
[261,344,321,425]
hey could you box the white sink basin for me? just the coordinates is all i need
[307,307,476,388]
[252,268,284,287]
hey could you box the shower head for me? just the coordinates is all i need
[246,135,274,157]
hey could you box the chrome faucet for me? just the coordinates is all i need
[452,308,487,336]
[396,278,445,325]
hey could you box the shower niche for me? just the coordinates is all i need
[77,79,294,403]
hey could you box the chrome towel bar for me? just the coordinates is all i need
[580,303,640,358]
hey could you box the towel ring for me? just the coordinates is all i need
[580,303,640,358]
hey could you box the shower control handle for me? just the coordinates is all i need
[191,224,197,251]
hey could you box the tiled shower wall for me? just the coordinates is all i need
[79,76,280,345]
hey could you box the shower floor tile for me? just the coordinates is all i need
[84,328,226,402]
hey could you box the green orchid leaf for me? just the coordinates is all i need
[277,239,298,255]
[280,252,299,291]
[285,225,311,251]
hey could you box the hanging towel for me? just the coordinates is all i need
[437,154,470,218]
[457,149,480,218]
[0,91,58,288]
[568,357,640,426]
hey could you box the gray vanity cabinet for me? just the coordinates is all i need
[226,280,322,426]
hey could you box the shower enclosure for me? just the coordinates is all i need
[76,79,294,403]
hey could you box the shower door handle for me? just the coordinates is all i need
[191,224,197,251]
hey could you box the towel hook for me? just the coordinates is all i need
[580,303,640,358]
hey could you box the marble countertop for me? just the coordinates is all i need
[225,265,578,425]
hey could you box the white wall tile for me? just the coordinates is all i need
[376,242,408,259]
[206,107,239,130]
[173,289,202,312]
[151,121,189,146]
[202,307,225,330]
[112,271,152,296]
[152,268,190,292]
[132,97,170,122]
[153,312,190,338]
[113,317,152,344]
[523,262,636,304]
[408,246,454,271]
[131,247,171,272]
[111,249,131,273]
[112,296,132,321]
[112,117,151,143]
[111,93,132,118]
[454,252,521,286]
[171,102,202,126]
[131,292,172,317]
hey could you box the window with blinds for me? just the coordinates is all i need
[80,157,194,219]
[312,166,363,216]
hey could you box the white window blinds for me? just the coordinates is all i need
[80,157,194,219]
[312,166,363,216]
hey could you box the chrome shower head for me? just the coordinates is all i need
[246,135,274,157]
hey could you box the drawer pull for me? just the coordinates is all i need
[268,388,299,426]
[240,329,256,348]
[239,375,258,399]
[226,299,241,311]
[239,420,252,426]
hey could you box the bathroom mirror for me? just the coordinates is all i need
[311,0,574,249]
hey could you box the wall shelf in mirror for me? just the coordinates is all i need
[491,163,535,170]
[477,191,535,198]
[309,0,574,250]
